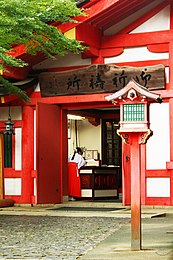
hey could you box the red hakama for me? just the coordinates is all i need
[68,162,81,197]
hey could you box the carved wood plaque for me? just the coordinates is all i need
[39,64,165,97]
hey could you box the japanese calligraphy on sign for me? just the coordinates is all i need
[39,64,165,97]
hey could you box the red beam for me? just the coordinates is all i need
[77,23,102,49]
[100,47,124,57]
[30,92,110,105]
[147,43,169,53]
[101,30,173,48]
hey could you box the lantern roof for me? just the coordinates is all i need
[105,79,162,104]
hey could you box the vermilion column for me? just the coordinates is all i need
[21,106,34,203]
[130,133,141,250]
[169,98,173,205]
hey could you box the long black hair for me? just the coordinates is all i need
[71,147,83,160]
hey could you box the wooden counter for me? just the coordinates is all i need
[79,166,120,199]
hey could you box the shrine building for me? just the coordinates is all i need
[1,0,173,206]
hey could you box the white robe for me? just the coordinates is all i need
[69,153,86,169]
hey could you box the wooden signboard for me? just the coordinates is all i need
[39,64,165,97]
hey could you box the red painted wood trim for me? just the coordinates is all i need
[77,23,101,49]
[8,44,26,58]
[122,143,131,206]
[82,46,99,58]
[101,30,172,49]
[170,170,173,205]
[12,134,15,169]
[106,59,169,67]
[30,89,173,106]
[146,170,170,177]
[4,195,22,203]
[4,66,30,80]
[31,170,36,178]
[30,93,109,105]
[100,48,124,57]
[4,169,22,177]
[119,0,170,34]
[145,197,170,205]
[21,106,34,203]
[92,56,104,64]
[60,110,69,200]
[147,43,169,53]
[59,109,63,202]
[167,106,173,154]
[170,0,173,30]
[141,145,146,205]
[0,86,36,104]
[168,42,173,89]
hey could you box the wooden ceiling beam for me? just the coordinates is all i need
[100,0,152,30]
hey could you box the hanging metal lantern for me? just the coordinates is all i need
[4,106,15,135]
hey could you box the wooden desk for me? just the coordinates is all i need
[79,166,120,199]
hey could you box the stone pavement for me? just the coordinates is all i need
[0,201,173,259]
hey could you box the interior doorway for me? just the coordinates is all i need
[67,107,122,201]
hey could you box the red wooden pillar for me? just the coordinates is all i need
[0,134,4,200]
[21,105,34,203]
[140,144,146,205]
[122,142,131,205]
[130,133,141,251]
[61,109,68,201]
[169,98,173,205]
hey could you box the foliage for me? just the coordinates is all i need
[0,0,86,101]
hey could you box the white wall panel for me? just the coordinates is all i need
[15,128,22,170]
[147,178,170,197]
[165,67,169,83]
[105,47,169,64]
[33,52,91,70]
[78,120,101,156]
[5,178,21,195]
[146,103,170,170]
[131,6,170,33]
[34,83,40,92]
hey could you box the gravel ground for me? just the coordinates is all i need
[0,215,129,259]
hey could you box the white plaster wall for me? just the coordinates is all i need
[0,106,22,120]
[78,119,101,155]
[15,128,22,171]
[146,103,170,170]
[146,177,170,197]
[34,83,40,92]
[105,47,169,64]
[4,178,21,195]
[32,52,91,70]
[131,5,170,33]
[165,67,169,83]
[68,119,101,158]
